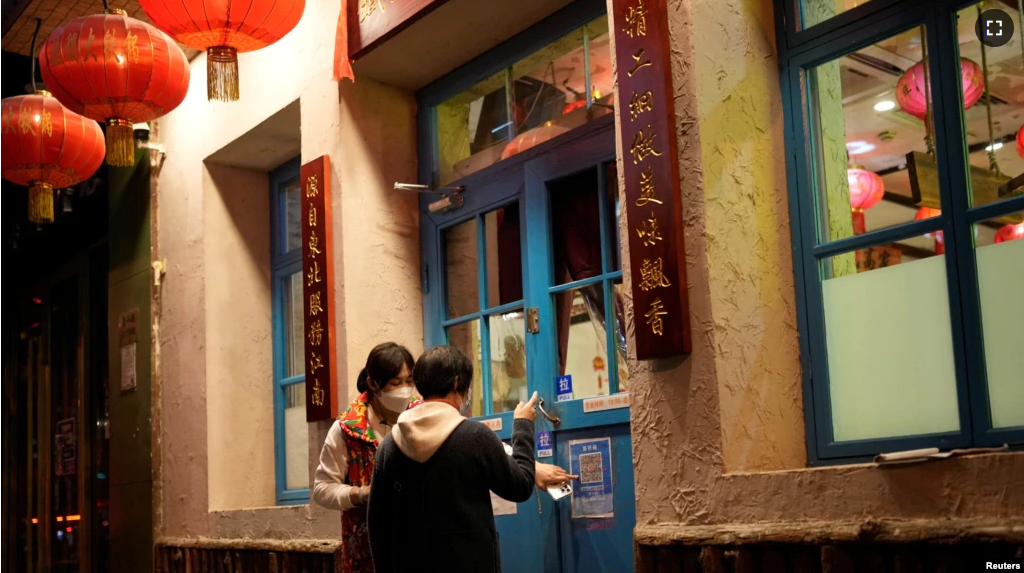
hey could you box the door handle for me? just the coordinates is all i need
[537,398,561,426]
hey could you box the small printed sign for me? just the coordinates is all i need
[55,418,76,477]
[582,392,630,414]
[118,308,139,392]
[569,437,614,518]
[537,431,554,458]
[481,417,503,432]
[556,375,574,402]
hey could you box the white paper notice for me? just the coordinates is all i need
[120,343,137,391]
[490,491,517,515]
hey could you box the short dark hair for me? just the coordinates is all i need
[361,342,415,396]
[413,345,473,400]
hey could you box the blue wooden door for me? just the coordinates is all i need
[421,119,634,573]
[521,124,636,573]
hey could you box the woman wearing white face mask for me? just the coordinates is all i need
[313,342,420,573]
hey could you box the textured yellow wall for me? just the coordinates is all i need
[692,0,805,472]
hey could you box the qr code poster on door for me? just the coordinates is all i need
[568,437,613,518]
[579,453,603,484]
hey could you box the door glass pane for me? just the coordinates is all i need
[954,4,1024,209]
[284,271,305,377]
[555,285,617,400]
[283,383,309,490]
[800,0,877,30]
[283,176,302,254]
[974,212,1024,429]
[821,252,959,441]
[445,219,481,318]
[551,168,603,285]
[484,203,523,309]
[437,69,510,186]
[807,26,941,249]
[488,310,527,413]
[446,320,484,417]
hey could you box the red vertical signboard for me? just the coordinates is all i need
[612,0,692,359]
[301,156,339,421]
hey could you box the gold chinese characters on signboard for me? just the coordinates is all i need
[622,0,672,338]
[306,172,325,408]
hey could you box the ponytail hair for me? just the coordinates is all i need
[356,368,369,394]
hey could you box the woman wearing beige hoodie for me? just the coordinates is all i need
[367,345,546,573]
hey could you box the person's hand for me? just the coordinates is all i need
[514,391,538,422]
[348,486,369,506]
[535,462,577,488]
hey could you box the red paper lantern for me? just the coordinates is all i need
[1017,125,1023,160]
[914,206,946,254]
[501,122,570,160]
[1,92,105,223]
[138,0,304,102]
[896,58,984,121]
[39,9,190,167]
[847,167,885,210]
[995,222,1024,243]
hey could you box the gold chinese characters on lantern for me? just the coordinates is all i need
[39,9,190,167]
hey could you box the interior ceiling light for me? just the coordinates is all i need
[846,141,876,154]
[874,100,896,112]
[985,142,1003,152]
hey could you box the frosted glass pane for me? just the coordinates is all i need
[977,239,1024,428]
[284,384,309,490]
[823,256,960,441]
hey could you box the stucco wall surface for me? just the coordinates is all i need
[155,0,420,540]
[622,0,1024,528]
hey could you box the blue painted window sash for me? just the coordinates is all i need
[269,157,309,504]
[774,0,1024,464]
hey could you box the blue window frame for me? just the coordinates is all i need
[269,157,309,504]
[774,0,1024,464]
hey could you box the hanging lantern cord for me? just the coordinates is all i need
[977,3,1000,175]
[102,0,110,11]
[920,25,935,156]
[29,18,41,93]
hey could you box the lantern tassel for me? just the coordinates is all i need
[208,46,239,102]
[106,119,135,167]
[28,183,54,224]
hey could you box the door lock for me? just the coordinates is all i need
[526,308,539,334]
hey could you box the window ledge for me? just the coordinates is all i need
[635,518,1024,547]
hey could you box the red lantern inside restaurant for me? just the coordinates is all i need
[501,122,570,160]
[896,58,984,121]
[39,9,190,167]
[138,0,304,102]
[1017,125,1024,160]
[995,222,1024,243]
[1,92,105,223]
[847,166,884,234]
